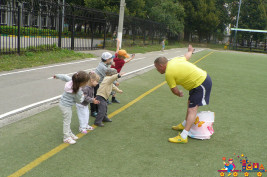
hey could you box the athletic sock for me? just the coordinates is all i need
[180,130,188,139]
[112,96,115,101]
[182,120,186,127]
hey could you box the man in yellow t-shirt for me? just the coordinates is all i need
[154,45,212,144]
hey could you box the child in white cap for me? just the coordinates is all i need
[90,52,114,117]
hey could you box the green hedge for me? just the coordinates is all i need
[0,26,71,37]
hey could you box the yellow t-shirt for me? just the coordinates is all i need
[165,57,207,90]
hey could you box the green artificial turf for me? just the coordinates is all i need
[1,50,267,177]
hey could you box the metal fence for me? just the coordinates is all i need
[0,0,175,55]
[230,31,267,53]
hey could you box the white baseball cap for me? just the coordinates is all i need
[101,52,113,60]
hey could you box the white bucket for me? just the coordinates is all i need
[188,111,215,140]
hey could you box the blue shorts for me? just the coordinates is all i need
[188,74,212,108]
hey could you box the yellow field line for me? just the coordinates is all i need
[194,51,214,64]
[8,51,214,177]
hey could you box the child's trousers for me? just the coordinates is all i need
[94,95,108,125]
[76,103,90,129]
[59,104,74,139]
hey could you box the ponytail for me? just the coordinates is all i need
[72,71,89,93]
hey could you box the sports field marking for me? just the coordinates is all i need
[8,51,213,177]
[194,51,214,64]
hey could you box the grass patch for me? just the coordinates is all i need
[0,49,95,72]
[1,50,267,176]
[106,41,225,54]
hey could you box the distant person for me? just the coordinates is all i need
[91,52,114,117]
[161,39,165,52]
[54,71,89,144]
[154,45,212,144]
[112,31,117,41]
[110,38,135,103]
[94,68,123,127]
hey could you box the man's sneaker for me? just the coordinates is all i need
[70,133,78,140]
[172,123,185,131]
[91,112,97,117]
[107,100,112,105]
[168,133,188,143]
[64,137,76,144]
[86,125,94,131]
[79,128,88,134]
[112,98,120,103]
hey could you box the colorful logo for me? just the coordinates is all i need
[218,154,266,176]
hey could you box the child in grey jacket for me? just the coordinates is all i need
[76,71,100,134]
[54,71,89,144]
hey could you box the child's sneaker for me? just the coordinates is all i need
[86,125,94,131]
[70,133,78,140]
[63,137,76,144]
[79,128,88,134]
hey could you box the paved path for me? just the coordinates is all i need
[0,47,205,121]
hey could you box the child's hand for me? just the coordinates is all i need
[131,54,135,59]
[119,72,126,76]
[93,98,100,104]
[111,62,115,66]
[118,90,123,93]
[115,82,120,86]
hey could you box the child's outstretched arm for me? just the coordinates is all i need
[54,74,71,82]
[125,54,135,63]
[116,38,120,53]
[112,84,123,93]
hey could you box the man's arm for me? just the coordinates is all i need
[171,87,184,97]
[184,44,194,61]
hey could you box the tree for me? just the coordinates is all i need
[84,0,146,18]
[181,0,220,42]
[230,0,267,44]
[149,0,184,36]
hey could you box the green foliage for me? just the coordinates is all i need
[149,0,185,35]
[84,0,146,18]
[0,26,59,36]
[238,0,267,41]
[181,0,220,42]
[0,26,72,37]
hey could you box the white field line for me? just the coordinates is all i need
[132,57,146,61]
[0,50,205,120]
[0,95,61,120]
[0,59,97,77]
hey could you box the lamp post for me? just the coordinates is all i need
[233,0,242,49]
[117,0,126,48]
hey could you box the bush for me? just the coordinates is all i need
[0,26,61,37]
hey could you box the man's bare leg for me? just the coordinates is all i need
[180,105,198,139]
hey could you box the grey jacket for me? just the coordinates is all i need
[80,86,94,106]
[95,62,108,84]
[55,74,84,107]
